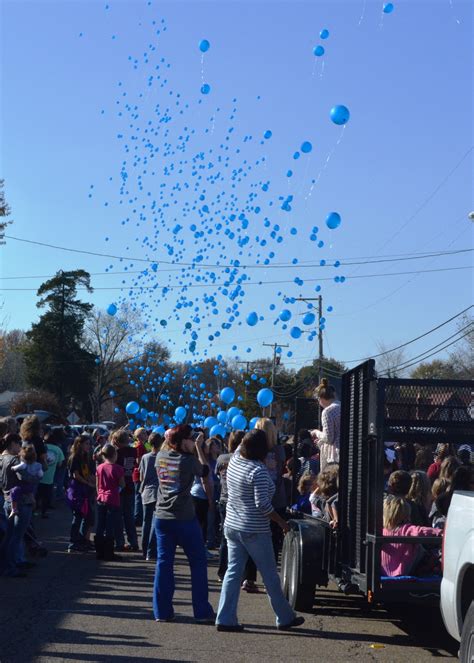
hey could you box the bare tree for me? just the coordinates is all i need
[448,312,474,378]
[0,329,27,392]
[375,341,408,377]
[84,306,141,421]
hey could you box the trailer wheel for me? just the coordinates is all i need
[281,529,293,597]
[287,533,315,612]
[459,600,474,663]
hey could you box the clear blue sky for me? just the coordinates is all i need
[1,0,472,372]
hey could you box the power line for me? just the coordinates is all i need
[0,265,470,291]
[340,305,472,364]
[3,232,472,271]
[378,326,473,376]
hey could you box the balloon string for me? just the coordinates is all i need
[358,0,367,26]
[304,125,346,202]
[448,0,461,24]
[201,53,204,83]
[320,59,325,80]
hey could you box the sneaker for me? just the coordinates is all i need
[146,556,157,562]
[241,580,259,593]
[277,616,305,631]
[216,624,245,633]
[155,614,175,623]
[195,613,216,625]
[68,544,87,553]
[217,575,224,583]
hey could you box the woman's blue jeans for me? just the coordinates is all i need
[142,501,157,559]
[2,502,33,575]
[216,527,295,627]
[153,517,214,621]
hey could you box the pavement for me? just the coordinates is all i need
[0,504,459,663]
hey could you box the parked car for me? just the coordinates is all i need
[441,491,474,663]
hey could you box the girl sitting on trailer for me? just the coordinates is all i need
[381,496,442,577]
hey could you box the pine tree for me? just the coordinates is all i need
[23,270,96,414]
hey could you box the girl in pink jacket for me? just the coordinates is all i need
[381,496,442,577]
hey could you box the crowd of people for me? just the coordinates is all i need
[0,375,472,631]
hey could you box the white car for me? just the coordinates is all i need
[441,491,474,662]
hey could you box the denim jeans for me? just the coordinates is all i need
[216,527,295,627]
[134,481,143,526]
[153,517,214,621]
[2,502,33,575]
[116,491,138,548]
[54,465,67,500]
[217,502,228,578]
[96,502,121,539]
[142,502,157,559]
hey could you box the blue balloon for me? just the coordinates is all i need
[249,416,260,430]
[114,407,120,414]
[210,424,226,438]
[303,312,316,325]
[320,28,329,39]
[109,390,116,397]
[217,410,228,424]
[107,303,117,316]
[383,2,394,13]
[204,416,218,429]
[199,39,210,52]
[330,105,350,125]
[257,388,274,408]
[326,212,341,230]
[263,130,272,139]
[313,45,325,57]
[246,311,258,326]
[279,309,292,322]
[175,405,187,422]
[290,326,302,339]
[126,401,140,415]
[232,414,247,430]
[153,425,166,434]
[220,387,235,404]
[301,141,312,154]
[227,406,240,420]
[201,83,211,95]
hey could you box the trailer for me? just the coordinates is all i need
[281,360,474,611]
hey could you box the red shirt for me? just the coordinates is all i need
[97,462,125,508]
[132,442,147,483]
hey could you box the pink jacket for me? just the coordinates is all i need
[381,523,442,577]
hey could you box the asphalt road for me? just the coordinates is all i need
[0,505,459,663]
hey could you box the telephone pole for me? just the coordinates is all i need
[294,295,324,383]
[262,342,289,416]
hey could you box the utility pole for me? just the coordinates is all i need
[262,342,289,417]
[295,295,324,427]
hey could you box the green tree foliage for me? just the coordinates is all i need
[0,179,13,243]
[410,359,458,379]
[23,270,96,414]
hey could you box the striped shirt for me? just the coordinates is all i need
[225,449,275,533]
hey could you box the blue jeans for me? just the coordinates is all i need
[116,491,138,548]
[2,502,33,575]
[153,517,214,621]
[96,502,121,539]
[142,502,157,559]
[216,527,295,627]
[134,482,143,525]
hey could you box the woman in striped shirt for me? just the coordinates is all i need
[215,429,305,632]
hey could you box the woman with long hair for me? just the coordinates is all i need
[312,378,341,472]
[216,429,304,632]
[66,436,96,553]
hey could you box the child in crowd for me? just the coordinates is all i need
[309,464,338,524]
[291,473,313,514]
[9,445,44,517]
[95,443,125,561]
[439,456,461,481]
[381,496,442,577]
[427,444,451,482]
[387,470,425,526]
[407,471,432,527]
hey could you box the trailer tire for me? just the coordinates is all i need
[459,601,474,663]
[287,533,315,612]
